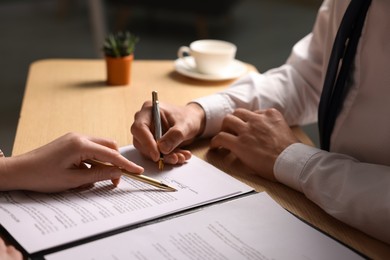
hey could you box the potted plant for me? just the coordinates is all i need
[103,31,139,86]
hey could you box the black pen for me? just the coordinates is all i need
[152,91,164,170]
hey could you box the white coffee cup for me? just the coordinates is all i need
[177,39,237,75]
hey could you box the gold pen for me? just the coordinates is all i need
[84,159,176,192]
[152,91,165,171]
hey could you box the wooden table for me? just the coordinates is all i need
[13,59,390,259]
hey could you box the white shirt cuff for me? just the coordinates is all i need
[192,94,233,138]
[274,143,322,192]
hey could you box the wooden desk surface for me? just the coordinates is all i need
[13,59,390,259]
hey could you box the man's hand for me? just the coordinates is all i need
[131,102,205,164]
[210,108,299,181]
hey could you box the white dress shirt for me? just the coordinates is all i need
[194,0,390,244]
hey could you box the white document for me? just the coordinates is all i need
[45,193,364,260]
[0,145,253,254]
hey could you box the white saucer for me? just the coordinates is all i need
[174,57,247,81]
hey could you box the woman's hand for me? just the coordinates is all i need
[0,133,143,192]
[0,237,22,260]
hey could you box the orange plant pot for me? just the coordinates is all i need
[105,54,133,86]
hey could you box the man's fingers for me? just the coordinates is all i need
[131,105,162,161]
[163,150,192,165]
[210,132,237,151]
[133,136,160,162]
[232,108,258,121]
[159,126,187,154]
[220,114,246,136]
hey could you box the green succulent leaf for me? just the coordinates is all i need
[103,31,139,58]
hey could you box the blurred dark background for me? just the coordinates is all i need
[0,0,321,156]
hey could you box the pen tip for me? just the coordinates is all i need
[158,159,164,171]
[161,183,177,192]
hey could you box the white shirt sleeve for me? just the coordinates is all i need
[275,143,390,244]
